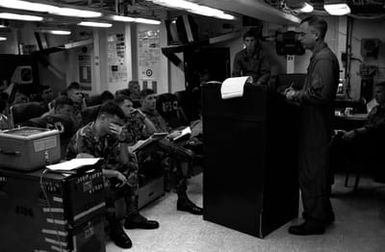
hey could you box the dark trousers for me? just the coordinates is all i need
[137,139,192,196]
[299,144,334,223]
[104,179,138,224]
[331,130,384,180]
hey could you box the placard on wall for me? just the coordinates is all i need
[107,33,128,85]
[138,29,161,89]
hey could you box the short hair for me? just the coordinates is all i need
[41,85,51,91]
[140,88,155,99]
[375,81,385,88]
[97,101,125,120]
[301,16,328,39]
[114,95,132,105]
[128,80,139,88]
[54,95,74,110]
[243,29,258,40]
[61,82,81,96]
[100,90,114,102]
[67,82,80,91]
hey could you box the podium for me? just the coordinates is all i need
[202,83,299,238]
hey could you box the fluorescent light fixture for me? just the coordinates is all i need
[49,30,71,35]
[0,36,7,41]
[0,0,58,13]
[112,15,161,25]
[0,12,43,21]
[134,18,161,25]
[0,0,101,18]
[300,2,314,13]
[51,8,102,18]
[40,29,71,35]
[78,21,112,28]
[324,3,351,15]
[112,15,136,22]
[0,25,6,28]
[149,0,234,20]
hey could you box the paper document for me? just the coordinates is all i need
[366,98,378,113]
[127,132,167,153]
[220,76,253,99]
[128,139,152,153]
[46,158,101,172]
[172,127,191,142]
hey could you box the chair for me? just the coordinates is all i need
[174,90,201,122]
[10,102,47,126]
[334,128,385,193]
[156,93,189,128]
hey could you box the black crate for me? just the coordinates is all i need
[0,167,106,251]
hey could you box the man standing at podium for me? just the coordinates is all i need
[285,16,339,235]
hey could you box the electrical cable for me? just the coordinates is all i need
[39,168,64,252]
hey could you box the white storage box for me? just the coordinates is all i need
[0,127,60,171]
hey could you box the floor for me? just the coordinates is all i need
[106,173,385,252]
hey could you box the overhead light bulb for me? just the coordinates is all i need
[324,3,351,16]
[78,21,112,28]
[0,36,7,41]
[0,12,43,21]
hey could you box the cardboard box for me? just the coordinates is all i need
[0,127,61,171]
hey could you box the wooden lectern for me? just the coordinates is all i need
[202,83,299,238]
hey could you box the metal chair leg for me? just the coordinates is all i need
[345,172,350,187]
[353,173,361,193]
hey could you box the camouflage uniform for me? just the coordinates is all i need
[126,112,151,140]
[66,122,139,218]
[141,109,171,133]
[140,109,193,194]
[72,101,84,129]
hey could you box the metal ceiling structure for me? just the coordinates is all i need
[49,0,385,23]
[1,0,384,28]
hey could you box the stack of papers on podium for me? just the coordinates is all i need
[220,76,253,99]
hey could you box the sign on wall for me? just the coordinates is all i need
[107,33,128,84]
[78,53,92,90]
[138,29,161,82]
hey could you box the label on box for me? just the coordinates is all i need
[33,136,57,152]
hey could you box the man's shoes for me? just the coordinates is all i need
[110,224,132,249]
[288,220,325,235]
[124,213,159,230]
[177,198,203,215]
